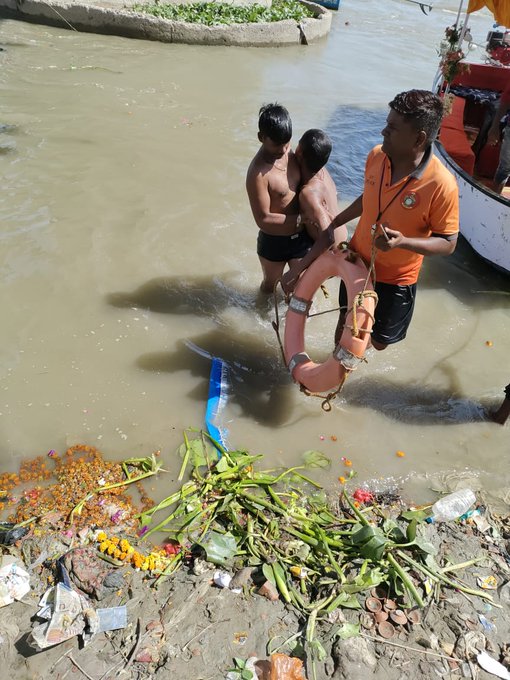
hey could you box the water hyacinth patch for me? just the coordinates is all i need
[132,0,314,26]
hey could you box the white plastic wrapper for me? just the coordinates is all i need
[213,570,232,589]
[477,651,510,680]
[0,557,30,607]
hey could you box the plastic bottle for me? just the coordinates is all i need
[426,489,476,523]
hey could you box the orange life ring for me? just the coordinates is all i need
[284,247,376,396]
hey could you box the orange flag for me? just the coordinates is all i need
[467,0,510,27]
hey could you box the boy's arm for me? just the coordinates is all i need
[246,171,298,235]
[299,188,332,233]
[300,188,348,245]
[281,195,363,293]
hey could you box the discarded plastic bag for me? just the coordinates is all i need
[270,653,305,679]
[97,605,128,632]
[0,556,30,607]
[29,582,98,650]
[477,651,510,680]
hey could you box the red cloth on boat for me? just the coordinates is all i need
[452,63,510,93]
[439,96,476,175]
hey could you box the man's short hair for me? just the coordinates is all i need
[299,129,332,174]
[389,90,444,145]
[258,103,292,145]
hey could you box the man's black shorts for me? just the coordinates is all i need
[339,280,416,346]
[257,230,313,263]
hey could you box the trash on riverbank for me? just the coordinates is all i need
[0,557,30,607]
[1,432,510,679]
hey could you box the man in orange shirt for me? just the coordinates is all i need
[283,90,459,350]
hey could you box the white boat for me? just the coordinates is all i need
[432,0,510,275]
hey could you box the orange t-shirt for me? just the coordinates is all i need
[349,145,459,285]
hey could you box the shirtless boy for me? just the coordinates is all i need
[246,103,312,293]
[282,129,348,290]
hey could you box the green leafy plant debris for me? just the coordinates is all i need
[132,0,314,26]
[138,430,496,680]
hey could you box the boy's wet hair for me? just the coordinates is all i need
[389,90,444,144]
[258,103,292,145]
[299,129,332,174]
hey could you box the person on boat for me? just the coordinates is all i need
[491,383,510,425]
[294,129,348,247]
[246,103,312,294]
[282,89,459,351]
[487,82,510,195]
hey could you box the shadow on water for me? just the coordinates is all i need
[325,105,385,200]
[107,276,297,425]
[107,274,259,318]
[343,375,490,425]
[136,329,295,427]
[420,235,510,306]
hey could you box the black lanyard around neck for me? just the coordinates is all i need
[375,161,414,223]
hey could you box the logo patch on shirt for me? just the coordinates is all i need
[402,192,419,209]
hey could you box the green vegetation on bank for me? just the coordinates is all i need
[132,0,314,25]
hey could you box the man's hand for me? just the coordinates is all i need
[281,267,301,296]
[325,223,336,247]
[374,224,404,251]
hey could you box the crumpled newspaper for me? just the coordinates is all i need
[29,582,128,650]
[29,582,99,650]
[0,556,30,607]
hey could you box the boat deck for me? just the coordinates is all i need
[439,63,510,197]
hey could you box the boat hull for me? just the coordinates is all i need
[434,141,510,276]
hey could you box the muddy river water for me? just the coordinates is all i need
[0,0,508,502]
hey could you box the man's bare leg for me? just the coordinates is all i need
[371,339,388,351]
[492,180,505,195]
[490,386,510,425]
[258,257,286,294]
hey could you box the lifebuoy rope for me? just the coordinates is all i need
[271,234,381,411]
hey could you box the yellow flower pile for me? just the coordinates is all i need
[96,531,160,571]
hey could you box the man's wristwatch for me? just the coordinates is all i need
[296,214,302,231]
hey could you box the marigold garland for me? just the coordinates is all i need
[96,531,168,572]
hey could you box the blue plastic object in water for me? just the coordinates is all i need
[205,357,229,451]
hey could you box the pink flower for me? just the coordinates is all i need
[352,488,374,504]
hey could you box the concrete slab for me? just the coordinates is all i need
[0,0,331,46]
